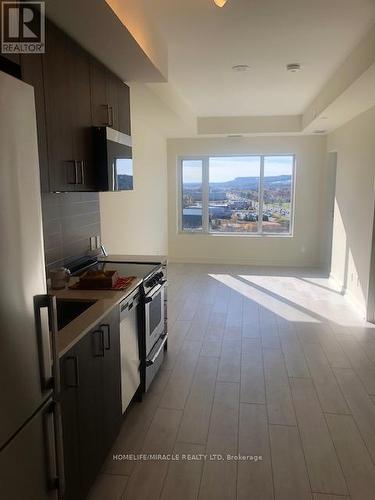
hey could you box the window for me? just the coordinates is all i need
[181,159,203,231]
[180,155,295,235]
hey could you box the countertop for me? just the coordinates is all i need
[51,277,143,358]
[99,254,167,265]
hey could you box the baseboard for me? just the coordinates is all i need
[168,255,322,268]
[329,272,367,318]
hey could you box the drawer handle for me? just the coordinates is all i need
[93,330,105,357]
[146,335,167,366]
[64,356,79,388]
[100,323,111,350]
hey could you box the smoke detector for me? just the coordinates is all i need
[286,63,301,73]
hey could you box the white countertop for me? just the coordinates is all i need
[51,277,143,358]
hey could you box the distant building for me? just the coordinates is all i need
[209,191,227,201]
[183,207,202,228]
[209,205,232,218]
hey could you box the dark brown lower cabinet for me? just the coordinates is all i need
[60,308,121,500]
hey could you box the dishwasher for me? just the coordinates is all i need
[119,289,141,413]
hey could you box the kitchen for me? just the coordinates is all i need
[0,7,169,500]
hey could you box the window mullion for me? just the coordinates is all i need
[202,157,209,232]
[258,156,264,234]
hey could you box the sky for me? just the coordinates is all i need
[116,158,133,176]
[183,156,294,183]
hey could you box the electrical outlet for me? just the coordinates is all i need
[90,236,96,251]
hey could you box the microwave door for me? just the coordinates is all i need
[112,157,133,191]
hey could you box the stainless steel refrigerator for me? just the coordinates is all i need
[0,71,64,499]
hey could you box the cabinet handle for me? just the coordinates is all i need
[79,160,85,185]
[64,356,79,388]
[100,323,110,350]
[103,104,114,127]
[67,160,78,184]
[93,329,105,357]
[108,105,114,127]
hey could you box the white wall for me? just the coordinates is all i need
[100,84,169,255]
[167,135,327,267]
[328,106,375,313]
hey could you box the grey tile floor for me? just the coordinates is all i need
[88,264,375,500]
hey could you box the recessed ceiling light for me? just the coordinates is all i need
[286,63,301,73]
[214,0,228,7]
[232,64,250,72]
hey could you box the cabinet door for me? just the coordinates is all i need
[100,309,122,452]
[75,329,105,497]
[106,70,119,130]
[0,398,59,500]
[70,43,96,191]
[43,21,76,191]
[60,347,82,500]
[117,81,131,135]
[21,54,49,192]
[90,58,111,127]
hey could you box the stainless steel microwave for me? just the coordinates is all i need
[93,127,133,191]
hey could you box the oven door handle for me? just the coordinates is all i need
[146,334,167,366]
[144,284,163,303]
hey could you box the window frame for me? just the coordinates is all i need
[178,154,296,237]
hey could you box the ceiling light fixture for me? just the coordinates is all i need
[214,0,228,7]
[232,64,250,72]
[286,63,301,73]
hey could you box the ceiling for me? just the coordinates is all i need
[142,0,375,117]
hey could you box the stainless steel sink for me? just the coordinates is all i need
[56,299,97,330]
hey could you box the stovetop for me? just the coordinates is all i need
[73,261,160,280]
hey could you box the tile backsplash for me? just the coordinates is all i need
[42,192,101,272]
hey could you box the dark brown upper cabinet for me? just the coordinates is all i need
[42,22,75,192]
[43,22,96,192]
[90,57,131,136]
[21,54,49,192]
[89,59,109,127]
[118,81,131,135]
[20,20,131,193]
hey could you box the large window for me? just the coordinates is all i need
[180,155,295,235]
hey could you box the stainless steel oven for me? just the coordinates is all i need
[142,268,167,391]
[145,283,165,355]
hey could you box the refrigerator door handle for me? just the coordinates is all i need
[53,401,66,499]
[34,294,61,395]
[43,401,66,498]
